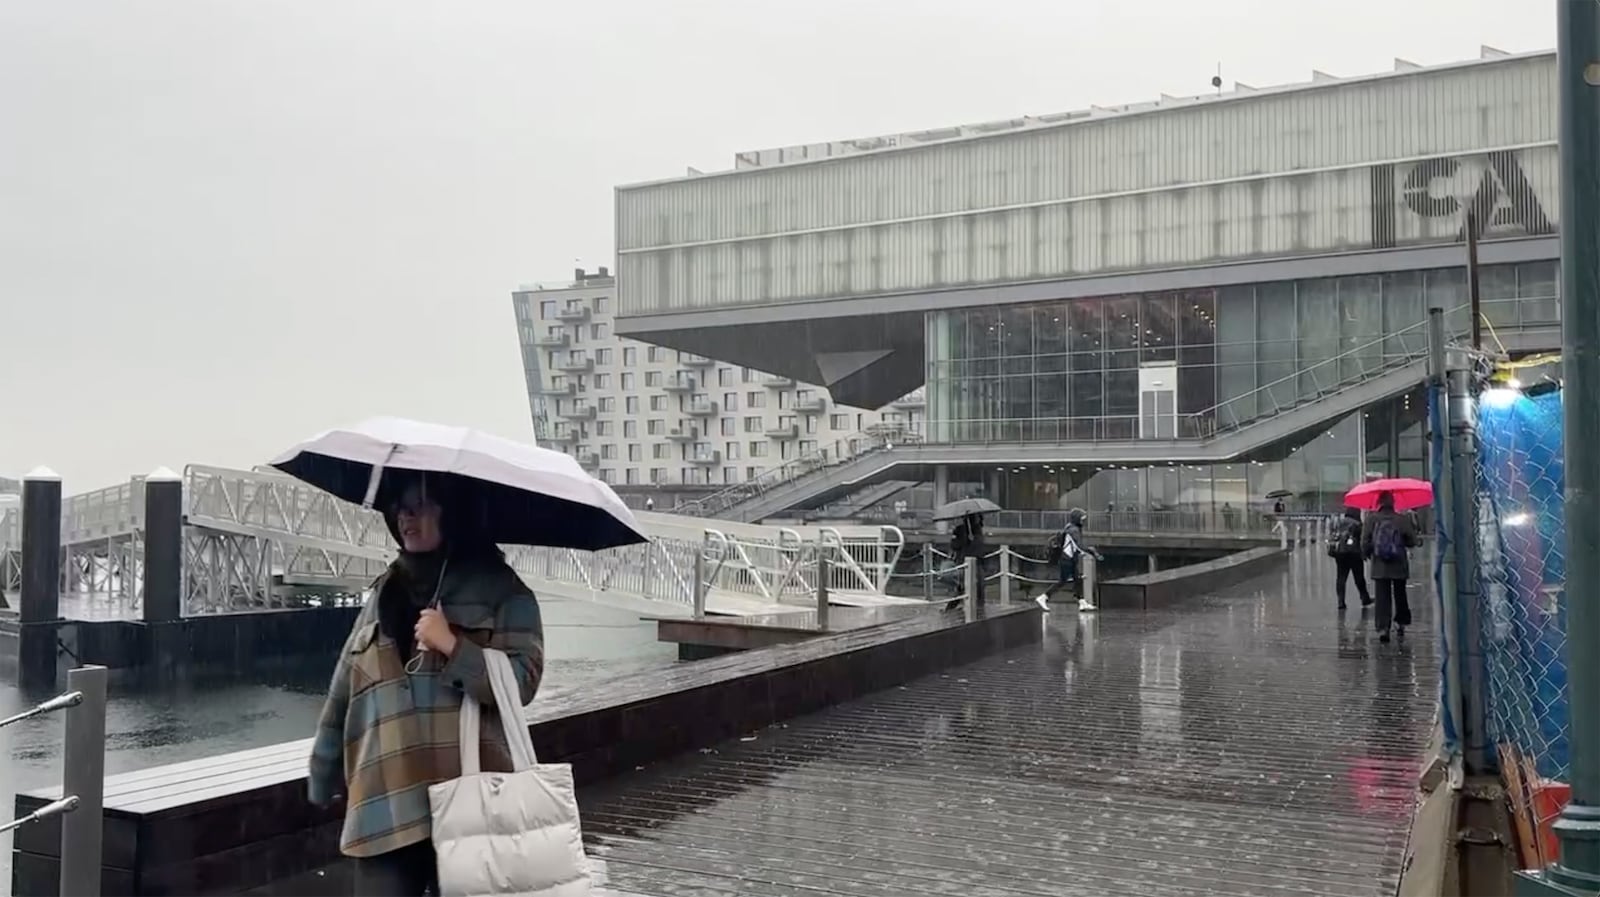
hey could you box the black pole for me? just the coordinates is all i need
[142,468,182,624]
[1518,1,1600,892]
[18,468,63,691]
[1465,209,1482,350]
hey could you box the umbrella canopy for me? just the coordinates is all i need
[1265,489,1295,500]
[1345,477,1433,513]
[932,497,1002,521]
[268,417,647,551]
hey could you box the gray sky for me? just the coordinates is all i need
[0,0,1555,491]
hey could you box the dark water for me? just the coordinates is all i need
[0,596,674,892]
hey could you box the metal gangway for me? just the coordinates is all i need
[3,465,910,619]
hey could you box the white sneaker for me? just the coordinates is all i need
[1034,594,1051,611]
[1077,598,1097,612]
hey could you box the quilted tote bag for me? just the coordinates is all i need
[428,648,593,897]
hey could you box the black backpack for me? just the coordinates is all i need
[1328,521,1360,558]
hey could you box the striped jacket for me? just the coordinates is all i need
[307,553,545,858]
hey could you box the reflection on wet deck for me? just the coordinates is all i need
[580,552,1437,896]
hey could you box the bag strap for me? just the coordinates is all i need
[457,648,539,776]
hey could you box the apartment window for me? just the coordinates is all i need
[745,391,765,409]
[748,441,769,458]
[594,297,610,314]
[594,373,611,389]
[627,444,642,462]
[650,467,666,483]
[625,396,639,414]
[743,416,762,433]
[653,443,670,459]
[540,300,556,319]
[804,415,818,435]
[591,323,608,340]
[625,468,639,484]
[648,347,666,362]
[601,444,617,459]
[719,392,736,412]
[621,372,635,390]
[645,372,662,387]
[797,388,814,402]
[595,421,614,436]
[595,348,612,365]
[742,369,757,383]
[830,413,850,429]
[571,327,583,345]
[779,442,794,460]
[721,419,736,436]
[883,411,904,424]
[725,442,740,460]
[545,325,563,340]
[649,396,667,411]
[722,467,737,484]
[598,469,614,483]
[551,375,567,389]
[647,419,665,435]
[776,391,789,409]
[623,347,637,365]
[598,397,616,412]
[777,414,796,430]
[799,440,817,455]
[718,369,734,386]
[568,349,586,363]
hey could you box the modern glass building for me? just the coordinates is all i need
[611,49,1563,521]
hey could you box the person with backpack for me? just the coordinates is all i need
[1328,506,1371,610]
[1361,491,1419,643]
[1035,508,1103,613]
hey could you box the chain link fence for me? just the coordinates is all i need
[1467,353,1571,868]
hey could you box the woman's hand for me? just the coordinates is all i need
[415,608,459,657]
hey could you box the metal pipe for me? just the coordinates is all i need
[0,690,82,731]
[1466,210,1483,351]
[0,796,78,837]
[60,665,107,897]
[1429,308,1467,770]
[1447,354,1488,774]
[1523,1,1600,889]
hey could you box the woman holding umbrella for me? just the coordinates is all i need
[1348,478,1428,644]
[280,418,646,896]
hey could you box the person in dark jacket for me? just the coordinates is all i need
[1329,506,1372,610]
[1361,491,1420,643]
[1035,508,1104,612]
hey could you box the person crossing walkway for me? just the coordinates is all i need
[1035,508,1103,613]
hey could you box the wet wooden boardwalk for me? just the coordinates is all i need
[579,551,1438,897]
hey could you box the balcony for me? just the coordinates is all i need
[555,305,590,323]
[680,353,715,368]
[686,400,719,417]
[560,403,597,421]
[547,428,579,443]
[557,357,595,374]
[763,374,795,389]
[764,423,798,439]
[535,381,576,398]
[795,396,827,413]
[575,451,599,468]
[534,331,570,348]
[689,450,722,466]
[663,375,697,393]
[893,390,926,409]
[667,426,699,442]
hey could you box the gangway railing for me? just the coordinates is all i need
[0,665,108,897]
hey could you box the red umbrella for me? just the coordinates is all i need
[1345,477,1433,512]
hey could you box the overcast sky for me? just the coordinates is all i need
[0,0,1556,491]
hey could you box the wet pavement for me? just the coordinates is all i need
[578,551,1438,896]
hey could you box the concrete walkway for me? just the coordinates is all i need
[579,551,1439,897]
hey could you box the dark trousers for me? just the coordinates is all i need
[1334,555,1370,607]
[1045,557,1080,600]
[1373,577,1411,634]
[351,840,437,897]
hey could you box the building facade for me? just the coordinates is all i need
[608,49,1564,520]
[512,269,916,499]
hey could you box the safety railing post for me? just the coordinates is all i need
[963,556,978,618]
[815,554,830,632]
[60,665,107,897]
[1082,553,1098,607]
[999,545,1012,606]
[692,549,707,620]
[921,543,933,602]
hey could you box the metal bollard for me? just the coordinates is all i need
[921,543,933,602]
[1082,553,1098,606]
[60,665,107,897]
[999,545,1012,606]
[815,555,830,632]
[692,550,707,620]
[1277,521,1288,550]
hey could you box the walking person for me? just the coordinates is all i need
[951,512,987,605]
[1361,490,1419,643]
[307,473,546,896]
[1328,506,1372,610]
[1035,508,1104,613]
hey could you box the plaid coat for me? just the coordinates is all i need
[307,553,545,858]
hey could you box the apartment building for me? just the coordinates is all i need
[511,269,922,500]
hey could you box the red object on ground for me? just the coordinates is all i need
[1345,477,1434,512]
[1534,780,1572,863]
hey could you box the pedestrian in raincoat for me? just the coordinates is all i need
[1035,508,1104,613]
[307,473,545,896]
[1328,506,1372,610]
[1362,490,1419,643]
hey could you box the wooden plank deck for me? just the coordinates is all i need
[577,552,1440,896]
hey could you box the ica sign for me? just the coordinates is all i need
[1396,150,1553,241]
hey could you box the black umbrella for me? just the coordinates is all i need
[932,497,1002,521]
